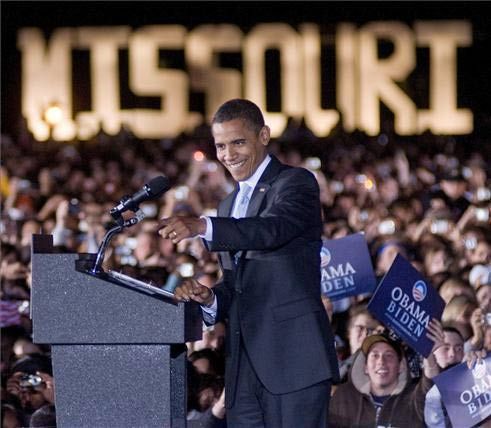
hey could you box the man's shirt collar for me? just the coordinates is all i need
[238,155,271,192]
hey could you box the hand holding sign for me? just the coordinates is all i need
[426,318,445,353]
[434,353,491,428]
[367,254,445,357]
[424,319,445,378]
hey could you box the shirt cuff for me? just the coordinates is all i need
[199,216,213,241]
[201,295,218,323]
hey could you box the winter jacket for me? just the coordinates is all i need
[329,349,433,428]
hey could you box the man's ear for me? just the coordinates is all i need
[259,125,271,146]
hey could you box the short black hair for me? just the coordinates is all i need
[212,99,265,134]
[10,353,52,376]
[189,348,224,376]
[442,325,464,342]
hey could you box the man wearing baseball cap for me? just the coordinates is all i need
[329,320,444,428]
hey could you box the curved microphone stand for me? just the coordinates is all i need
[90,212,143,274]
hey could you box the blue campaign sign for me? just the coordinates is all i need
[434,356,491,428]
[367,254,445,357]
[320,233,377,301]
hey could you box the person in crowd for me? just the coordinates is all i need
[468,239,491,266]
[422,243,455,278]
[424,326,467,428]
[476,283,491,314]
[329,320,444,428]
[2,403,22,428]
[470,264,491,289]
[4,354,54,426]
[373,238,410,277]
[29,404,56,427]
[338,304,384,381]
[441,294,479,340]
[438,276,476,304]
[466,306,486,351]
[432,326,464,370]
[186,363,227,427]
[1,97,489,426]
[159,98,339,427]
[133,229,167,268]
[29,404,56,428]
[187,371,225,419]
[438,171,471,220]
[188,321,227,355]
[189,348,224,377]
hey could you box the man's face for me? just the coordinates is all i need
[376,245,400,274]
[364,342,401,392]
[348,313,383,354]
[20,387,47,412]
[433,331,464,369]
[192,357,211,374]
[477,286,491,313]
[212,118,269,182]
[441,180,466,200]
[468,242,491,265]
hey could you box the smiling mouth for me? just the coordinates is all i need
[227,160,247,169]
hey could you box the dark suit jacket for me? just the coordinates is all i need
[207,155,339,408]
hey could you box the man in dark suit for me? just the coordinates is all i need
[159,99,339,427]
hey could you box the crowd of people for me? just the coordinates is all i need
[1,115,490,427]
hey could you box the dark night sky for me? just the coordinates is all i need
[2,1,491,138]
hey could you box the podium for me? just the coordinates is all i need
[30,234,202,428]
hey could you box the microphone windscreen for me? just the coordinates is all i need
[148,176,170,196]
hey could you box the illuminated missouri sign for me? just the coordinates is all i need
[17,21,473,141]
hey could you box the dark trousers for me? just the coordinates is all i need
[228,343,331,428]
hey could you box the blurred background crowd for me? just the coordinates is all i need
[1,120,490,426]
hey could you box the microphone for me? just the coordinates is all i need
[110,175,170,219]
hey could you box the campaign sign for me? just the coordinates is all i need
[367,254,445,357]
[320,233,377,301]
[434,356,491,428]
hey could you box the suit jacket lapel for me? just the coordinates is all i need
[217,156,285,269]
[245,183,270,217]
[246,155,283,217]
[218,188,239,217]
[241,157,284,266]
[217,189,239,270]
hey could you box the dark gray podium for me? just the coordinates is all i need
[30,234,202,428]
